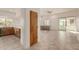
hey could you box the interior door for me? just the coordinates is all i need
[30,11,38,46]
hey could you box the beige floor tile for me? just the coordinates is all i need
[0,35,23,50]
[30,31,79,50]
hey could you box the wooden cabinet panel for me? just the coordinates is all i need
[0,27,21,38]
[14,28,21,38]
[5,27,14,35]
[1,27,14,36]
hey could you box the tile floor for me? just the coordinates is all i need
[30,31,79,50]
[0,31,79,50]
[0,35,23,50]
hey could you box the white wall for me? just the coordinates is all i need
[50,16,59,30]
[13,18,23,28]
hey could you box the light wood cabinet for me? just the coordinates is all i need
[0,27,21,38]
[2,27,14,35]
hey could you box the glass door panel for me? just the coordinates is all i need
[66,17,76,31]
[59,18,66,31]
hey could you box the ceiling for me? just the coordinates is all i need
[0,8,77,14]
[0,8,78,18]
[39,8,78,16]
[0,8,22,18]
[0,8,21,13]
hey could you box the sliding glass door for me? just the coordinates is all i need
[66,17,76,31]
[59,17,76,31]
[59,18,66,31]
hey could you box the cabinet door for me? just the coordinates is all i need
[9,27,14,34]
[4,27,14,35]
[4,28,9,35]
[3,28,8,35]
[15,28,21,38]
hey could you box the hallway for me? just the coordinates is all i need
[30,31,79,50]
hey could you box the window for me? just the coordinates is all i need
[59,18,66,31]
[44,20,50,26]
[0,17,5,26]
[66,17,76,31]
[59,17,76,31]
[0,16,13,27]
[5,18,13,26]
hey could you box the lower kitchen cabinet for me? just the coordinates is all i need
[14,28,21,38]
[1,27,14,36]
[0,27,21,38]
